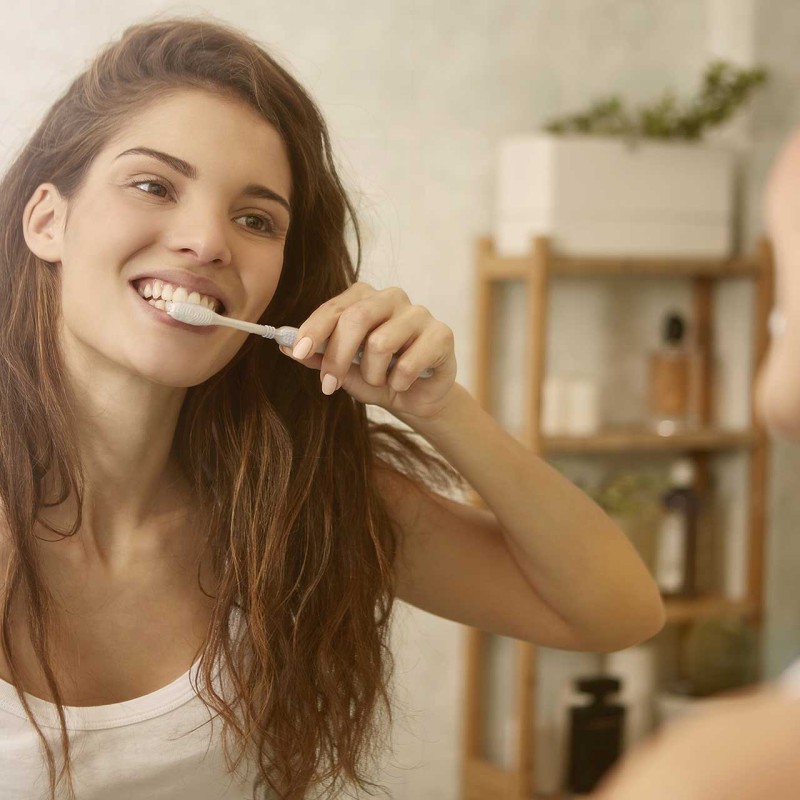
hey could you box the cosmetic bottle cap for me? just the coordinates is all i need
[663,313,685,344]
[574,676,622,700]
[669,458,695,488]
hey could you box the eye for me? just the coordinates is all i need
[127,177,279,237]
[128,177,171,198]
[234,213,277,236]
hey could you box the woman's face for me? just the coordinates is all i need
[28,88,293,388]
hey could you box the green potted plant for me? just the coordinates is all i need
[495,61,767,259]
[655,614,760,725]
[586,471,667,572]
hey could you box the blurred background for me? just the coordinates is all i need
[2,2,800,798]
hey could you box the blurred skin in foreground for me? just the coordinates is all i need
[592,128,800,800]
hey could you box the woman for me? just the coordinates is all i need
[0,16,664,800]
[592,130,800,800]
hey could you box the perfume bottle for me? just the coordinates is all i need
[648,312,694,435]
[565,676,626,794]
[654,459,700,598]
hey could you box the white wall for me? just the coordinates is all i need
[2,2,800,798]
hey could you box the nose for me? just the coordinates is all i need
[163,203,233,266]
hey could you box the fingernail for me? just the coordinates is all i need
[321,373,338,395]
[292,336,313,359]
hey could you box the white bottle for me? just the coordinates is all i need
[654,459,699,597]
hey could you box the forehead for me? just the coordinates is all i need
[96,89,292,197]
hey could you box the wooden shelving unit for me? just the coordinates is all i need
[543,427,758,454]
[461,235,774,800]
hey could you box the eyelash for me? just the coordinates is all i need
[127,177,278,236]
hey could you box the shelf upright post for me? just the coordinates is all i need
[748,237,774,627]
[523,235,552,453]
[461,236,520,800]
[461,236,552,800]
[462,237,492,799]
[691,275,714,595]
[474,236,497,418]
[509,235,553,798]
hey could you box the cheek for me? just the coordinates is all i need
[755,340,800,439]
[243,260,285,320]
[62,193,157,274]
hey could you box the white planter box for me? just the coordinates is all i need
[494,134,736,258]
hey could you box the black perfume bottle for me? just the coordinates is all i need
[566,676,625,794]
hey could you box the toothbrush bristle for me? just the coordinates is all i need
[165,301,216,326]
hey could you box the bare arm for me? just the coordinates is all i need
[387,382,665,651]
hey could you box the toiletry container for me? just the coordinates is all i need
[542,376,570,435]
[648,312,696,435]
[565,676,626,794]
[654,459,700,597]
[605,646,657,750]
[567,377,600,435]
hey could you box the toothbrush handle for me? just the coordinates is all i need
[317,340,434,379]
[274,326,433,379]
[348,346,435,380]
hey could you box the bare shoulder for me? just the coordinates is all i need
[596,683,800,800]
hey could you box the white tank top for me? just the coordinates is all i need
[0,607,270,799]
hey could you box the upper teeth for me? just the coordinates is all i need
[135,279,223,313]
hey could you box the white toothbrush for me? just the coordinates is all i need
[165,300,435,378]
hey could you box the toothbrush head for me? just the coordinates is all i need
[165,301,218,326]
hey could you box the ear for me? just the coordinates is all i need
[23,183,68,264]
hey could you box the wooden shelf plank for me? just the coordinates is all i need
[462,759,516,800]
[480,252,760,280]
[540,427,758,454]
[551,255,760,278]
[462,760,574,800]
[664,595,757,624]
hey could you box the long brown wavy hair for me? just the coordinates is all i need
[0,15,464,800]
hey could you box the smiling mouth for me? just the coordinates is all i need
[129,280,227,316]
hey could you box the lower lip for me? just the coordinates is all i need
[129,282,218,335]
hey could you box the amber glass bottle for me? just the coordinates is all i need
[649,312,691,435]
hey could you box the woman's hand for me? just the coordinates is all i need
[279,282,458,419]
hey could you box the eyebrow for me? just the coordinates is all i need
[114,146,291,214]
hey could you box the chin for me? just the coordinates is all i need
[139,362,222,389]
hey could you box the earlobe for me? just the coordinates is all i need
[23,183,66,264]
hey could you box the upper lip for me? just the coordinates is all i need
[129,270,232,313]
